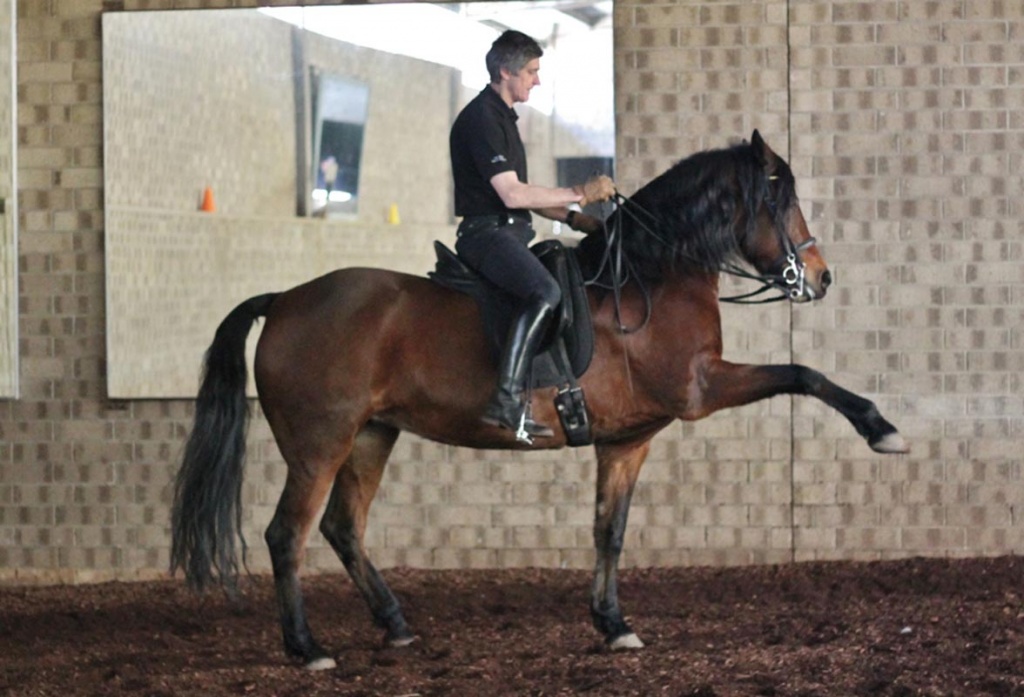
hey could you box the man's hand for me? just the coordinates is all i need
[568,212,604,234]
[573,175,616,208]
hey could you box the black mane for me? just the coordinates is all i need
[575,140,796,284]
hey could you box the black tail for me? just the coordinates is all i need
[170,293,278,592]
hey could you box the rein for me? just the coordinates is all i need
[587,177,817,322]
[583,192,654,334]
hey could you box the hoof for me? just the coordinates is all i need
[304,656,337,671]
[871,432,909,454]
[388,634,417,648]
[609,633,644,651]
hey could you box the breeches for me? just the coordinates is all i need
[455,221,561,308]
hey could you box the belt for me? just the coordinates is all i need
[457,213,530,236]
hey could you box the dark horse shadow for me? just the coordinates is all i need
[170,131,908,669]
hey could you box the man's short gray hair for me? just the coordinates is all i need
[486,30,544,83]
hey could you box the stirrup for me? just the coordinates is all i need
[481,412,554,443]
[513,409,542,445]
[481,400,553,444]
[514,411,532,445]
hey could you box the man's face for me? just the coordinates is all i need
[506,58,541,104]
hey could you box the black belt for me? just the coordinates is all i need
[457,214,531,236]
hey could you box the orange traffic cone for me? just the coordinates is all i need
[200,187,216,213]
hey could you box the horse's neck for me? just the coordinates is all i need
[582,264,721,336]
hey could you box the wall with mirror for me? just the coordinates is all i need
[103,3,613,398]
[0,0,15,398]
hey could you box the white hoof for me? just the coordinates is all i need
[609,633,644,650]
[872,432,909,454]
[305,656,337,671]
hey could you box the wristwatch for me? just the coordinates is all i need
[565,210,578,230]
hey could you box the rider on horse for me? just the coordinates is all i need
[449,29,615,442]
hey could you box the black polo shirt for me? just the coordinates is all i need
[450,86,530,222]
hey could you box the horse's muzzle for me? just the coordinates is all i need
[799,268,831,302]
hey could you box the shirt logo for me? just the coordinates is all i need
[490,154,507,163]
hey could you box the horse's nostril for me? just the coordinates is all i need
[821,270,832,289]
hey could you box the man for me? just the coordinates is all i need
[450,29,614,442]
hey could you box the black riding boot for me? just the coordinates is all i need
[481,298,556,442]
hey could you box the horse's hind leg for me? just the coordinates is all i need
[591,438,652,650]
[265,436,351,670]
[319,421,414,647]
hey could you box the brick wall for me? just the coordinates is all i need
[1,0,1022,584]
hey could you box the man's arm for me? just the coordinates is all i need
[489,171,582,210]
[532,206,605,234]
[489,172,616,212]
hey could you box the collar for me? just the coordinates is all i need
[481,85,518,122]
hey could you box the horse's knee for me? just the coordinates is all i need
[593,507,630,556]
[793,364,824,393]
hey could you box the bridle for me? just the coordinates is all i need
[717,174,818,304]
[584,173,817,333]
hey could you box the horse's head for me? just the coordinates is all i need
[578,132,832,305]
[742,130,831,302]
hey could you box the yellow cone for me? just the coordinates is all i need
[387,203,400,225]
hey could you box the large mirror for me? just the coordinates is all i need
[103,2,613,398]
[0,0,15,398]
[310,72,370,218]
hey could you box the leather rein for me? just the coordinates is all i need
[583,175,817,334]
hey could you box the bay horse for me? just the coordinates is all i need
[171,130,908,670]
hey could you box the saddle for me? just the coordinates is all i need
[429,238,594,445]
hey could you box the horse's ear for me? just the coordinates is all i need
[751,129,777,173]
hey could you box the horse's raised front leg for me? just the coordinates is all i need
[319,421,415,648]
[591,438,653,650]
[697,361,909,454]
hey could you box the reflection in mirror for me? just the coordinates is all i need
[103,2,613,398]
[311,72,369,218]
[0,0,15,398]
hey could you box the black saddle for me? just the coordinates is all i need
[429,238,595,445]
